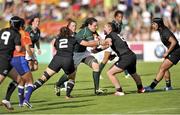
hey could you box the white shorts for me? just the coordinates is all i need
[104,47,113,52]
[25,52,37,61]
[73,50,91,67]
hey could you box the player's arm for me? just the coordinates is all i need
[164,36,177,58]
[15,45,21,52]
[79,39,110,47]
[35,40,41,55]
[14,33,21,52]
[91,38,112,53]
[24,32,35,60]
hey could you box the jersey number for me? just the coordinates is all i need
[1,31,10,45]
[59,39,68,48]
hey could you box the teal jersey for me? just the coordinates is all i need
[74,27,94,52]
[25,26,40,48]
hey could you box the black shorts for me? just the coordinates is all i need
[115,52,137,74]
[48,55,75,75]
[167,47,180,65]
[0,57,12,76]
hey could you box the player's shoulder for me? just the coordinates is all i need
[25,26,32,32]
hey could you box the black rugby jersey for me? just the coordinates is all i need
[106,32,132,56]
[25,26,40,48]
[112,20,123,34]
[159,26,179,50]
[0,28,21,59]
[54,36,82,57]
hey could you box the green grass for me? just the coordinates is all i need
[0,62,180,114]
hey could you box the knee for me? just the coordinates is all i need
[159,66,167,72]
[107,70,112,77]
[92,63,99,71]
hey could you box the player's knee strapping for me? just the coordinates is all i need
[66,80,75,97]
[43,71,51,81]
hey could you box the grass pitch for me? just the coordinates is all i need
[0,62,180,114]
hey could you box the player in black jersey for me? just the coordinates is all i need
[33,26,110,98]
[99,10,130,79]
[145,18,180,92]
[0,16,22,110]
[104,22,144,96]
[25,16,41,71]
[55,18,108,96]
[55,19,77,91]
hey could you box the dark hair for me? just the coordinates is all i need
[58,26,72,38]
[20,18,25,28]
[67,19,76,28]
[29,15,40,25]
[107,22,117,32]
[114,10,124,17]
[9,16,23,30]
[80,17,97,29]
[152,18,165,28]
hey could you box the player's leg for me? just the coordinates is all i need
[0,59,11,85]
[126,55,144,93]
[56,74,68,89]
[66,71,76,99]
[0,74,5,85]
[33,67,56,91]
[124,70,130,78]
[61,58,76,98]
[17,78,25,107]
[33,60,38,71]
[0,61,16,110]
[2,68,20,110]
[28,60,34,71]
[34,56,60,91]
[107,64,125,96]
[145,58,173,91]
[163,70,172,90]
[130,73,144,93]
[83,56,103,94]
[99,51,111,74]
[21,71,34,108]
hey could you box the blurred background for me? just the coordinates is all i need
[0,0,180,62]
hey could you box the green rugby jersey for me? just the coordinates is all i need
[74,27,94,52]
[25,26,40,48]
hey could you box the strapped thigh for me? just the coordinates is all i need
[82,55,98,68]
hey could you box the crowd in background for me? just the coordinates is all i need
[0,0,180,41]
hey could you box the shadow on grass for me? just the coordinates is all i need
[46,99,93,106]
[139,72,156,77]
[126,87,180,95]
[11,100,48,105]
[45,80,91,86]
[2,101,95,114]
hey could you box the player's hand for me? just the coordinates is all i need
[105,38,112,46]
[37,49,41,55]
[163,52,169,58]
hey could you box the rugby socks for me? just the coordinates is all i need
[93,71,100,92]
[99,63,106,74]
[150,79,159,89]
[56,74,68,87]
[33,79,45,91]
[116,87,123,92]
[165,79,171,87]
[137,84,143,90]
[5,81,18,101]
[124,70,129,75]
[66,80,75,97]
[24,84,33,102]
[18,85,24,105]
